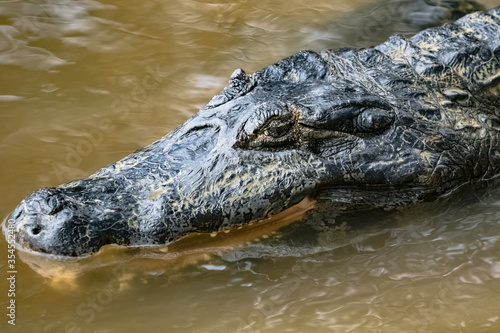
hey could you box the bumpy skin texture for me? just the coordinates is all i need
[10,6,500,257]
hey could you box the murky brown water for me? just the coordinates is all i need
[1,0,499,332]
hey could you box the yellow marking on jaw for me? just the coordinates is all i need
[127,215,139,229]
[149,188,168,200]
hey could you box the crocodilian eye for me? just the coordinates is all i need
[236,115,295,150]
[263,117,292,138]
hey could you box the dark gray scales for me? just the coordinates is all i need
[8,4,500,257]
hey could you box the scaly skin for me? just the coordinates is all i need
[8,6,500,257]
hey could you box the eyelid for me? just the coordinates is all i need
[236,105,298,149]
[240,102,293,137]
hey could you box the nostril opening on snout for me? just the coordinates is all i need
[31,225,42,235]
[14,209,23,220]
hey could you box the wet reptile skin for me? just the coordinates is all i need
[8,5,500,257]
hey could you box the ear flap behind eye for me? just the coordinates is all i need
[300,105,394,135]
[355,108,394,133]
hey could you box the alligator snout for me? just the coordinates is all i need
[10,185,130,257]
[8,5,500,258]
[13,188,65,234]
[12,188,72,255]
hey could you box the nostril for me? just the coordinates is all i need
[31,225,42,235]
[14,208,24,220]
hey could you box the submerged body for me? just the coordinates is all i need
[8,5,500,257]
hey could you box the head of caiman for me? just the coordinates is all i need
[8,7,500,257]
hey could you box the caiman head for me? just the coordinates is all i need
[8,14,500,257]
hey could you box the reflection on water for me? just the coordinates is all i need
[0,0,499,332]
[15,197,316,286]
